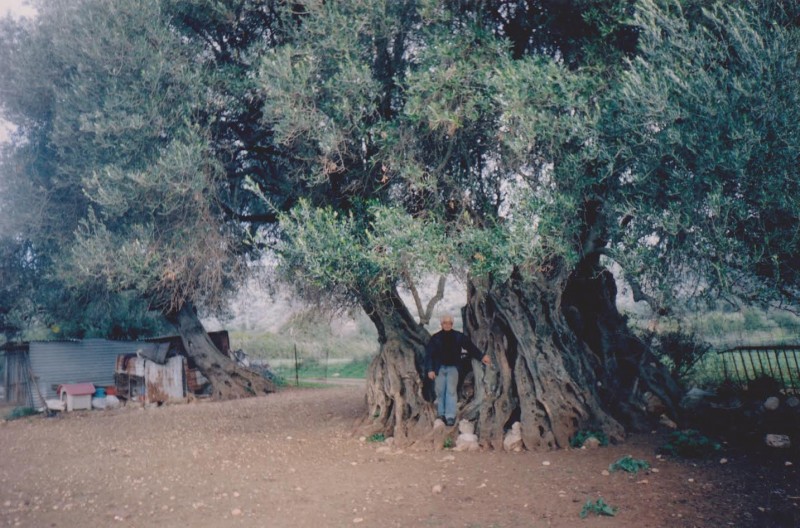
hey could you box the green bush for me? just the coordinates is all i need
[6,407,39,420]
[580,498,617,518]
[609,455,650,474]
[569,429,608,448]
[645,330,711,382]
[659,429,721,458]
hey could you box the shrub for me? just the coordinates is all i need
[569,429,608,448]
[609,455,650,474]
[367,433,385,442]
[579,498,617,518]
[659,429,721,458]
[645,330,712,382]
[6,407,39,420]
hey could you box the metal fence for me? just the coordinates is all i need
[717,345,800,391]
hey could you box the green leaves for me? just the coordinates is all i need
[275,199,455,302]
[580,497,617,518]
[609,455,650,474]
[606,0,800,306]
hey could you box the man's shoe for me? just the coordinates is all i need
[445,418,455,427]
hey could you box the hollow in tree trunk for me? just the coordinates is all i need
[168,301,275,399]
[561,258,683,428]
[361,287,434,446]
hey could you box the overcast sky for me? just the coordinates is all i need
[0,2,37,143]
[0,0,36,18]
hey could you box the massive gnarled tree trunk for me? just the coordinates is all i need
[168,302,275,399]
[361,287,433,445]
[561,258,683,428]
[464,269,625,450]
[461,259,682,450]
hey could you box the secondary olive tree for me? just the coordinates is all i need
[0,0,274,397]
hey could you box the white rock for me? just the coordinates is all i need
[431,484,443,494]
[458,420,475,435]
[454,433,480,452]
[786,396,799,408]
[659,414,678,429]
[764,397,780,411]
[231,508,242,516]
[765,434,791,449]
[582,436,601,449]
[503,422,523,452]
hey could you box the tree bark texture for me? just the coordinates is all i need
[168,302,275,399]
[561,260,683,428]
[465,270,625,450]
[361,287,434,446]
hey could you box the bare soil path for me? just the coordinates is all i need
[0,383,797,528]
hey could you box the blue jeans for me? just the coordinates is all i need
[434,365,459,420]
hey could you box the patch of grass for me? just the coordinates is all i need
[569,429,608,448]
[609,455,650,474]
[367,433,385,443]
[659,429,721,458]
[580,497,617,518]
[272,357,372,380]
[443,437,454,449]
[6,407,39,420]
[230,316,378,362]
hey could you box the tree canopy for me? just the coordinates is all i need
[0,0,797,424]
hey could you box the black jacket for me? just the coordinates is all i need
[424,329,484,373]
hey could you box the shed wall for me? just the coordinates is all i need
[29,339,162,408]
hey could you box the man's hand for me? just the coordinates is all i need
[481,354,491,366]
[427,371,436,380]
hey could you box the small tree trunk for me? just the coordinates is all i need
[168,302,275,399]
[361,287,433,446]
[465,270,625,450]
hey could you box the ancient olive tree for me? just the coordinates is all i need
[253,0,645,445]
[0,0,274,397]
[453,0,800,448]
[257,0,800,449]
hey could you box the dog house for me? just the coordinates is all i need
[58,383,96,411]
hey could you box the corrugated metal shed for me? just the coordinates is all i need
[28,339,163,408]
[115,354,186,403]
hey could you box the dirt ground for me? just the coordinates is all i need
[1,383,798,528]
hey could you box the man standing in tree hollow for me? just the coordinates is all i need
[425,314,491,426]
